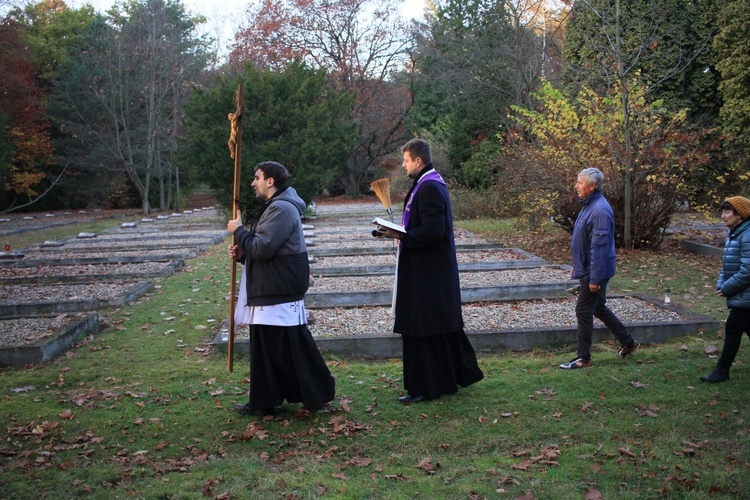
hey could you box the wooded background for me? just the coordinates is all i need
[1,0,747,248]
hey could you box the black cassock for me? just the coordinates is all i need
[393,170,483,400]
[247,323,335,412]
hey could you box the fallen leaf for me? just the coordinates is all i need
[417,457,438,474]
[511,459,530,471]
[384,473,409,481]
[704,345,719,355]
[58,410,75,420]
[584,486,604,499]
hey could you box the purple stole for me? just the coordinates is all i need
[402,169,446,229]
[392,168,446,313]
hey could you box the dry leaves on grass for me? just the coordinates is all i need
[674,441,701,457]
[637,403,660,418]
[241,422,269,441]
[585,486,604,500]
[511,444,561,470]
[618,446,637,461]
[337,456,373,470]
[417,457,439,474]
[704,345,719,355]
[580,402,598,414]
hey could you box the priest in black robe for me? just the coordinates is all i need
[376,139,484,403]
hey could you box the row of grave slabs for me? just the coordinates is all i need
[0,208,224,367]
[212,205,719,359]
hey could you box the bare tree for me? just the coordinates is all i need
[55,0,209,214]
[232,0,413,194]
[564,0,713,247]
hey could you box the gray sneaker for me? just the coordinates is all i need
[559,357,592,369]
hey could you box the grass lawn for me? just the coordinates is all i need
[1,216,747,498]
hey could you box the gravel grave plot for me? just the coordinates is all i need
[86,230,225,241]
[0,314,92,348]
[42,237,218,251]
[313,204,384,215]
[0,261,174,280]
[0,282,143,303]
[310,249,532,269]
[0,209,140,236]
[13,249,198,262]
[300,297,685,338]
[308,228,492,248]
[309,267,572,293]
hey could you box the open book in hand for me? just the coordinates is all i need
[372,217,406,234]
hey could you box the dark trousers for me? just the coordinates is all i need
[717,307,750,371]
[576,279,633,361]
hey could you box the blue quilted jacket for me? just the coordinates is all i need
[718,219,750,309]
[571,191,617,285]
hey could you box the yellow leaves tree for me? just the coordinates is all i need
[4,123,51,197]
[508,78,710,249]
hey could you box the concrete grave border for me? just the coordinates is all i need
[0,280,153,318]
[0,313,99,367]
[211,294,719,359]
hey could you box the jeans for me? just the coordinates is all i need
[576,278,633,360]
[717,307,750,371]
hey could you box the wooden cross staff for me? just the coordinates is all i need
[227,84,244,372]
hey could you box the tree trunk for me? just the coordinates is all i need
[175,165,180,211]
[615,0,632,248]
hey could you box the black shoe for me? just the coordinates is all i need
[235,403,275,416]
[700,369,729,383]
[397,394,424,403]
[618,340,640,358]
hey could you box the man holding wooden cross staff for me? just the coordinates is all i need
[227,162,335,416]
[224,84,333,416]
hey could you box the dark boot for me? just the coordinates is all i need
[700,368,730,383]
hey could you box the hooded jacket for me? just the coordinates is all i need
[571,190,617,285]
[233,187,309,306]
[718,219,750,309]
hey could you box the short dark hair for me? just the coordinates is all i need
[719,201,736,214]
[402,139,432,165]
[255,161,289,190]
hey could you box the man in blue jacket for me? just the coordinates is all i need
[560,168,639,369]
[701,196,750,383]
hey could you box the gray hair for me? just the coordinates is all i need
[577,168,603,190]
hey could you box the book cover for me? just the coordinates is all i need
[372,217,406,234]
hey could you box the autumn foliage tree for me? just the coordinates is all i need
[231,0,412,195]
[561,0,717,247]
[508,80,711,249]
[0,17,53,212]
